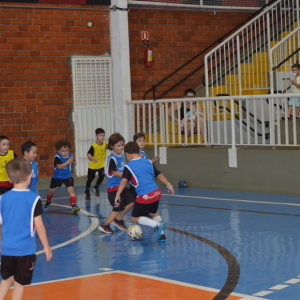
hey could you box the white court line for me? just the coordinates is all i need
[36,203,99,255]
[253,291,274,297]
[285,278,300,284]
[28,270,269,299]
[161,193,300,207]
[269,284,289,290]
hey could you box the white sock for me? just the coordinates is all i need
[138,217,158,228]
[153,216,164,234]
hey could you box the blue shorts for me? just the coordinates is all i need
[288,97,300,107]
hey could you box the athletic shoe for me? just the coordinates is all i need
[112,219,127,231]
[153,222,166,242]
[158,233,166,242]
[98,223,114,234]
[71,205,80,214]
[44,201,52,212]
[93,185,99,197]
[85,190,91,201]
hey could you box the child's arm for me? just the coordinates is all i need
[290,78,300,88]
[87,153,98,164]
[157,173,174,195]
[34,215,52,261]
[111,170,122,177]
[114,178,129,207]
[151,155,160,163]
[56,156,73,169]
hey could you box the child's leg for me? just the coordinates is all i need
[95,168,105,187]
[45,188,56,209]
[116,202,134,220]
[297,106,300,118]
[150,212,165,235]
[287,105,293,117]
[67,186,76,207]
[115,189,135,221]
[132,216,158,227]
[104,211,119,225]
[11,281,25,300]
[85,169,96,192]
[0,277,14,300]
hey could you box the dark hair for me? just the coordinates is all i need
[292,63,300,70]
[95,128,105,135]
[55,139,71,151]
[133,133,146,142]
[21,141,37,155]
[6,158,32,184]
[184,88,195,96]
[0,136,9,143]
[124,142,140,154]
[106,133,125,150]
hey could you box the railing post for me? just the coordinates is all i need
[230,99,236,149]
[153,85,156,101]
[153,103,158,156]
[297,0,300,61]
[237,36,242,96]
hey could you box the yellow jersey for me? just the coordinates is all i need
[88,142,106,170]
[0,150,15,182]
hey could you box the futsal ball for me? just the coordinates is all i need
[178,180,187,188]
[127,225,143,241]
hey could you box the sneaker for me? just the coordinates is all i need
[98,223,114,234]
[93,185,99,197]
[85,190,91,201]
[153,222,166,242]
[44,201,52,212]
[158,233,166,242]
[71,205,80,214]
[112,219,127,231]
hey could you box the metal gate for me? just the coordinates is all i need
[71,56,114,176]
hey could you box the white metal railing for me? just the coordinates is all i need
[130,93,300,154]
[128,0,265,10]
[205,0,300,98]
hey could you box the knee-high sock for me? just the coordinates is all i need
[138,217,158,228]
[46,194,53,204]
[70,196,76,207]
[153,216,164,234]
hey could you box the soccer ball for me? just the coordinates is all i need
[127,225,143,241]
[178,180,187,188]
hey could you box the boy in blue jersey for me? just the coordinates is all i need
[133,133,160,163]
[44,139,80,214]
[115,142,174,242]
[0,158,52,300]
[22,141,38,195]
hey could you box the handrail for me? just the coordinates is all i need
[273,47,300,70]
[143,0,279,100]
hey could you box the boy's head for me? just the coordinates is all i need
[124,142,140,161]
[292,63,300,76]
[6,158,32,185]
[55,139,71,157]
[95,128,105,144]
[185,88,195,98]
[107,133,125,153]
[133,133,146,151]
[0,136,10,155]
[21,141,37,162]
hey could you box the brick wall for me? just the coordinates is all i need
[0,3,110,178]
[129,9,253,100]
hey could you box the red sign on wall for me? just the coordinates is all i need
[141,31,149,40]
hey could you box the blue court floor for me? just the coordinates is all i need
[9,186,300,299]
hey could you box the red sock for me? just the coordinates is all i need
[70,196,76,207]
[47,194,53,203]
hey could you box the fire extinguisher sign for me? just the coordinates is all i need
[141,31,149,40]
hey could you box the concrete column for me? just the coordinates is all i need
[110,0,133,143]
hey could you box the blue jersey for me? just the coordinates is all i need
[0,189,40,256]
[106,153,124,191]
[53,152,72,180]
[125,158,158,197]
[140,150,148,160]
[28,161,38,194]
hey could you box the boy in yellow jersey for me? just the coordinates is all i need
[0,136,17,195]
[85,128,106,200]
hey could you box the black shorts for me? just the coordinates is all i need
[1,254,36,285]
[132,200,159,218]
[50,177,74,189]
[0,185,13,195]
[108,188,135,212]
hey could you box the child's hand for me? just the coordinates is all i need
[92,157,98,163]
[140,153,145,158]
[114,196,121,208]
[44,246,52,262]
[68,156,74,163]
[153,155,160,162]
[291,78,296,84]
[168,186,174,195]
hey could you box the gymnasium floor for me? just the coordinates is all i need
[6,186,300,300]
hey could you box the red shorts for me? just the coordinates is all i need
[136,188,161,204]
